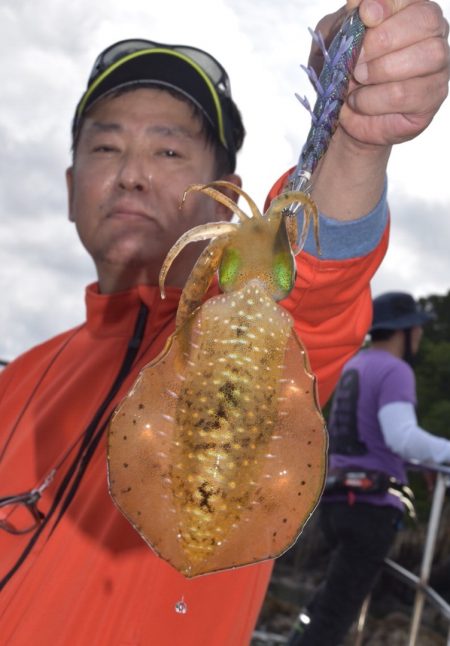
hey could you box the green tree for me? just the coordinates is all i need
[416,291,450,440]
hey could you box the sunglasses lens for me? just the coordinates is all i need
[90,40,230,97]
[0,500,44,535]
[89,39,155,83]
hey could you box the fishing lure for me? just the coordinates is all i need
[107,9,365,579]
[290,8,366,194]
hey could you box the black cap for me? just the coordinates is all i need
[72,39,245,171]
[370,292,434,332]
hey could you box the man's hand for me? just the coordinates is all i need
[313,0,450,146]
[310,0,449,220]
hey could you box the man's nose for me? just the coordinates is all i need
[117,152,152,192]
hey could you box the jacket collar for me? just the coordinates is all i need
[84,282,182,337]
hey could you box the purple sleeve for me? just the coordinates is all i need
[378,361,417,409]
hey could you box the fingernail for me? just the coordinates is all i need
[365,0,384,25]
[354,62,368,83]
[357,46,366,65]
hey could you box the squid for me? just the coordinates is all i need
[107,8,365,577]
[107,183,327,577]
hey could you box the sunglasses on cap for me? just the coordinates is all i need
[0,490,45,535]
[87,39,232,95]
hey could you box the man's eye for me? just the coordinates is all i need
[161,149,180,158]
[92,145,118,153]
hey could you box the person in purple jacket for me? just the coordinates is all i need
[287,291,450,646]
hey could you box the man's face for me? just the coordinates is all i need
[66,87,239,292]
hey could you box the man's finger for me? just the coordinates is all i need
[347,70,449,116]
[359,0,423,27]
[354,35,449,84]
[358,1,448,63]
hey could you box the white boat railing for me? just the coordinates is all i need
[355,461,450,646]
[253,461,450,646]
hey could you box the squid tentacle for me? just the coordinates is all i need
[271,190,321,255]
[175,236,228,330]
[182,184,249,223]
[200,181,264,220]
[159,221,238,298]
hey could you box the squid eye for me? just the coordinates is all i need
[273,251,295,297]
[219,247,241,290]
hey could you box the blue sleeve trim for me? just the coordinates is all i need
[300,178,388,260]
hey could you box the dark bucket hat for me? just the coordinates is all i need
[72,39,245,171]
[370,291,434,332]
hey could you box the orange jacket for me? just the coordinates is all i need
[0,188,388,645]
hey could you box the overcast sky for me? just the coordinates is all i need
[1,0,449,362]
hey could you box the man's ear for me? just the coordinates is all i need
[214,173,243,221]
[66,167,75,222]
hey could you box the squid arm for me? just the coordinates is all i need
[272,190,320,256]
[159,221,238,298]
[192,181,263,220]
[183,183,251,223]
[175,236,229,330]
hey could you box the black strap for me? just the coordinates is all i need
[325,468,391,494]
[328,369,368,456]
[0,302,148,591]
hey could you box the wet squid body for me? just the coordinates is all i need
[108,7,365,577]
[107,183,327,577]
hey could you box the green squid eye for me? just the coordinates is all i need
[273,251,295,295]
[219,247,242,290]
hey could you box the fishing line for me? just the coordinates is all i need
[0,302,148,591]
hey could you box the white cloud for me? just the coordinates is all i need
[1,0,449,360]
[371,192,450,298]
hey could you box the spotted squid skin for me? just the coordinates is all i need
[107,275,327,577]
[171,281,292,567]
[107,183,327,578]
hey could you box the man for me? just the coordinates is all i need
[0,1,449,644]
[287,291,450,646]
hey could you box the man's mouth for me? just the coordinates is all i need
[108,204,152,221]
